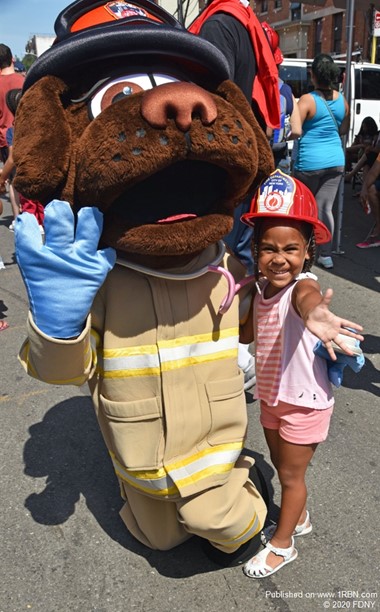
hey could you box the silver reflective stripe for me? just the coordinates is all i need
[104,352,160,372]
[109,442,243,496]
[102,330,239,376]
[159,336,238,364]
[167,447,242,483]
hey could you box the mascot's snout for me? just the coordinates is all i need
[140,82,218,131]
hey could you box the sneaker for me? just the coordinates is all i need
[356,235,380,248]
[317,255,333,269]
[8,222,15,232]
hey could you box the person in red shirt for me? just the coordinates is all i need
[0,44,25,227]
[0,44,25,162]
[0,88,44,233]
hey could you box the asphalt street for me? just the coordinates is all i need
[0,182,379,612]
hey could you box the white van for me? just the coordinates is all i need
[279,58,380,146]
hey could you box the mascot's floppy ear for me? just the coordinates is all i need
[216,80,274,196]
[13,76,72,204]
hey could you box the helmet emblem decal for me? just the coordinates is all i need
[105,2,148,19]
[258,171,295,216]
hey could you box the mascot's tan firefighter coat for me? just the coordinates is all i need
[14,0,274,563]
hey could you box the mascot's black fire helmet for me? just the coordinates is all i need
[23,0,231,94]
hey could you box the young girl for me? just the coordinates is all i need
[239,169,363,579]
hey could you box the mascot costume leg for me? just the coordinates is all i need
[13,0,274,567]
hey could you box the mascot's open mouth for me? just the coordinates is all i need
[100,159,234,260]
[109,160,227,226]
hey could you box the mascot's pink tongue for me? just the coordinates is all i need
[157,214,197,223]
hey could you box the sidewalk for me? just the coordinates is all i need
[0,184,379,612]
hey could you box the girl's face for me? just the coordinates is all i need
[257,220,310,296]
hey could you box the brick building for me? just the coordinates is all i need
[253,0,379,62]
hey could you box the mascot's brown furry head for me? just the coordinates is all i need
[13,0,273,266]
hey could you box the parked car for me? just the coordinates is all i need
[279,58,380,146]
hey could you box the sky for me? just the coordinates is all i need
[0,0,70,59]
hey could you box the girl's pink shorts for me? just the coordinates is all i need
[260,400,334,444]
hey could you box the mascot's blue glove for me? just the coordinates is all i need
[15,200,116,338]
[314,339,365,388]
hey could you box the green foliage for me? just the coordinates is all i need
[21,54,37,72]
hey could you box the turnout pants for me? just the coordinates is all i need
[119,454,267,553]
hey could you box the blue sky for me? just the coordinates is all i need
[0,0,70,59]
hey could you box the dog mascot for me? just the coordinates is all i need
[13,0,274,566]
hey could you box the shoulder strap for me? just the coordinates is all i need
[315,92,339,132]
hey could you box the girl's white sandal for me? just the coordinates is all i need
[261,510,312,545]
[243,538,298,579]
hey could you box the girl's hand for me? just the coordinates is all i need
[304,288,364,360]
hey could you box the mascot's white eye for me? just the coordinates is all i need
[89,74,180,118]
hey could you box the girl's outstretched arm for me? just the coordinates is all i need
[292,280,364,360]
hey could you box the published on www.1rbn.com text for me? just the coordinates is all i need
[264,590,378,608]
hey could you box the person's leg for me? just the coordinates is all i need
[374,187,380,236]
[314,169,343,258]
[264,427,312,525]
[265,402,332,533]
[294,169,343,258]
[367,185,380,235]
[356,185,380,247]
[247,430,316,573]
[8,184,21,227]
[244,403,333,577]
[267,433,316,543]
[293,169,320,196]
[244,429,312,577]
[345,147,357,172]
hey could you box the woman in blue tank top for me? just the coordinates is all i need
[294,54,350,269]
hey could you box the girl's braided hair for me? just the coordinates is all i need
[251,220,316,280]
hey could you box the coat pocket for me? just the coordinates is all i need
[99,394,164,470]
[205,371,247,445]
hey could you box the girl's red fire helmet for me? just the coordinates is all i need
[241,169,332,244]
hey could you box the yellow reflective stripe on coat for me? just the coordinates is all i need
[109,442,243,497]
[100,328,239,378]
